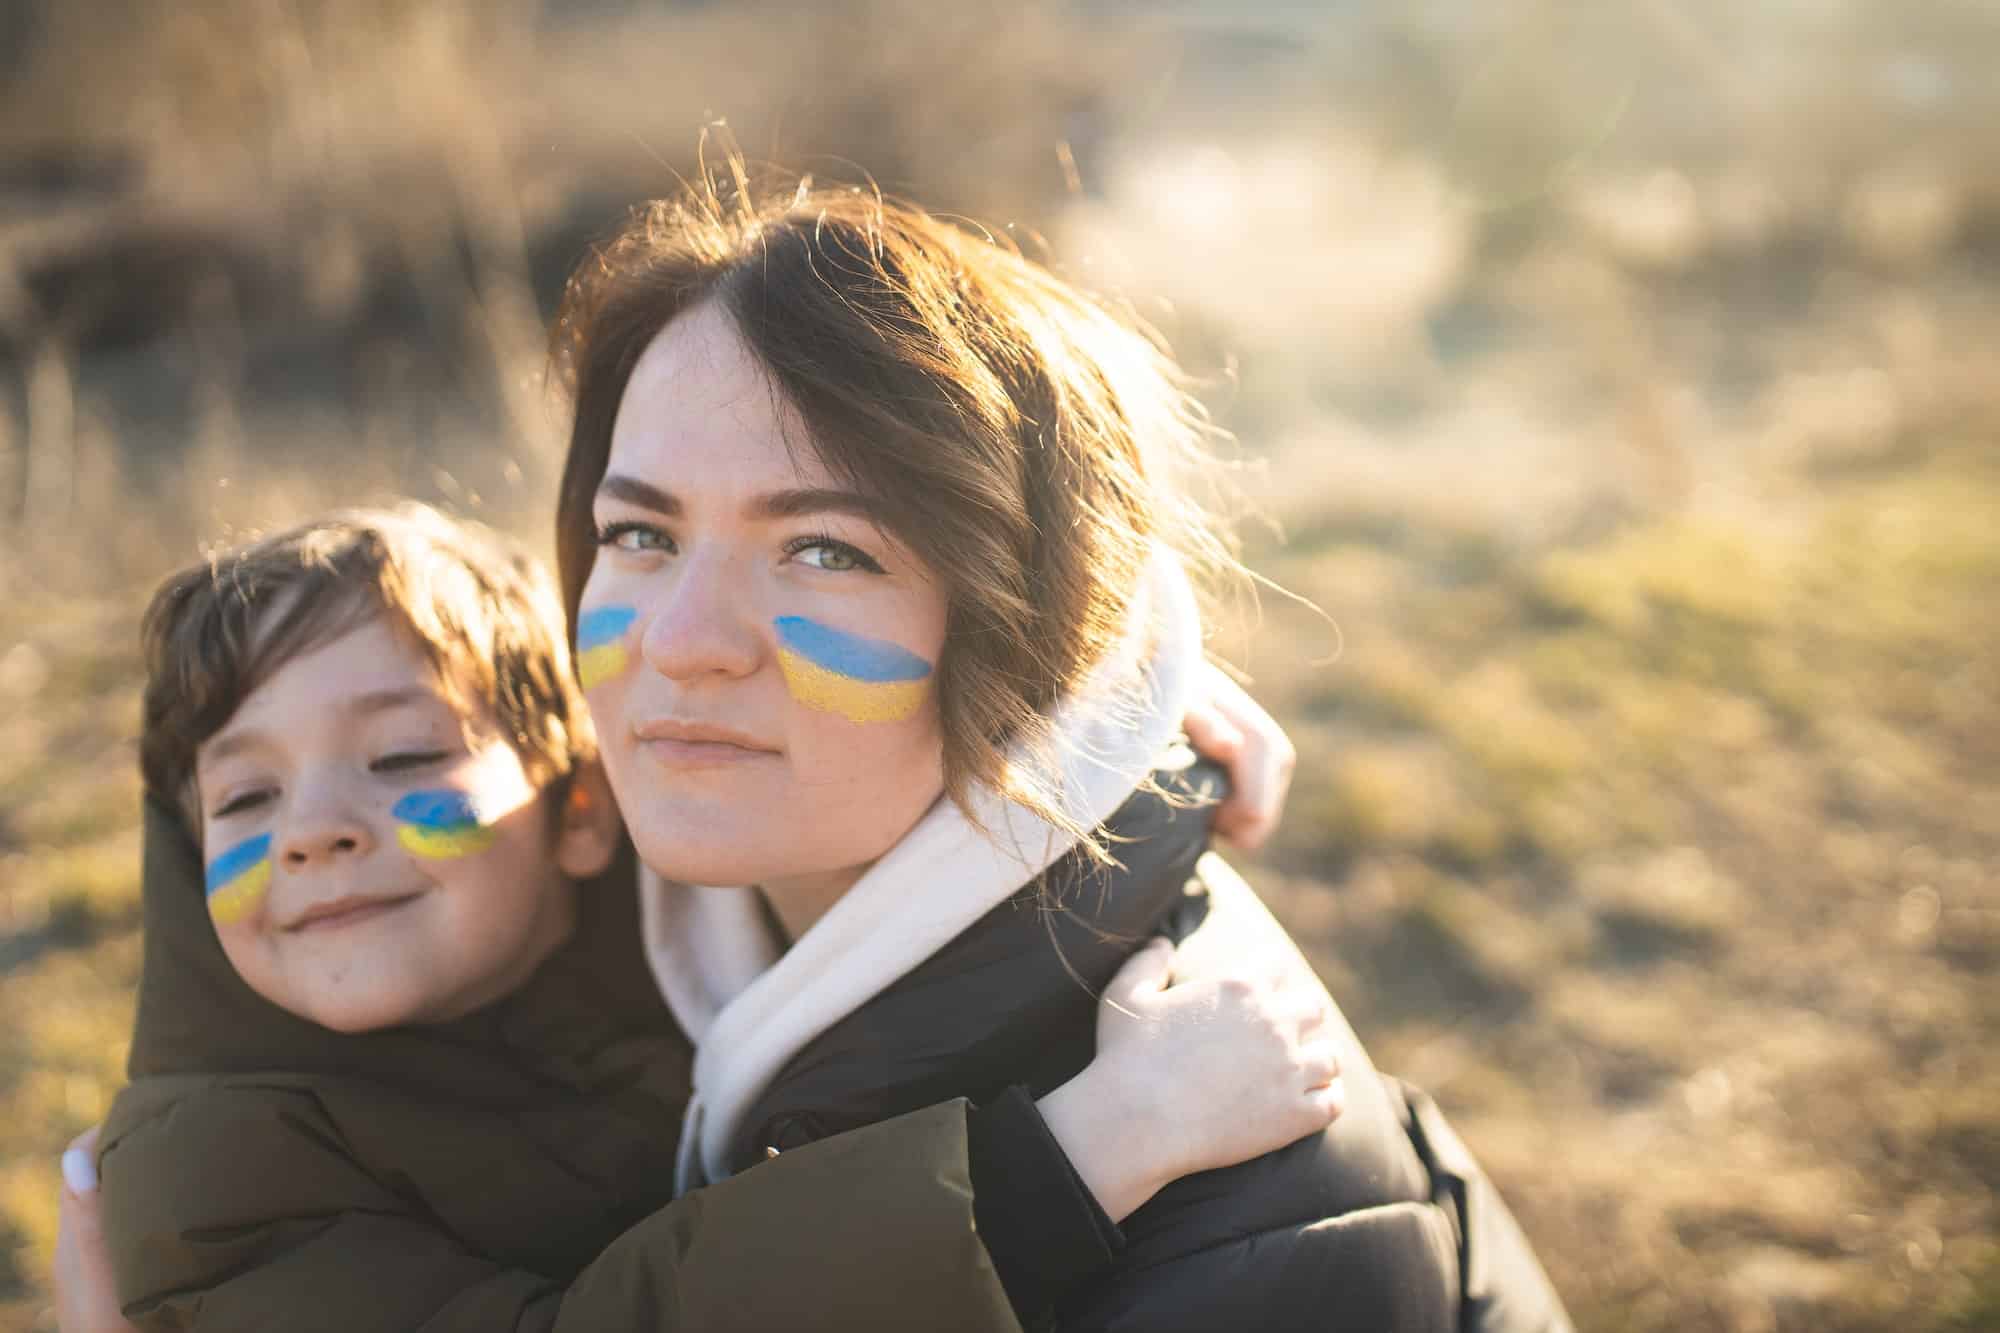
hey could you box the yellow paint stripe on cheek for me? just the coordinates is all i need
[208,860,271,925]
[778,649,929,723]
[398,824,498,860]
[577,642,629,690]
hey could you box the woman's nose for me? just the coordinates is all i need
[278,782,376,870]
[638,549,763,681]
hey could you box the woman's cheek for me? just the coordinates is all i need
[772,615,934,725]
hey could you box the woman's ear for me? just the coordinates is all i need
[554,762,623,879]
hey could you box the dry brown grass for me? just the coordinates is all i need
[1240,427,2000,1330]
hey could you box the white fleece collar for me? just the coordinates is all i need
[642,546,1202,1190]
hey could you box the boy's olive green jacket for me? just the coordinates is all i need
[97,798,1022,1333]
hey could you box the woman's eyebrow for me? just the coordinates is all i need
[600,473,883,524]
[751,487,886,523]
[599,473,680,515]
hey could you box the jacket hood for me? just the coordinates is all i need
[125,795,675,1106]
[644,543,1206,1188]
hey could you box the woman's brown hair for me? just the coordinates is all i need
[551,160,1239,840]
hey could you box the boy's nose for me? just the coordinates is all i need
[279,796,376,869]
[281,828,367,868]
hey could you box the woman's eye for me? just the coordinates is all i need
[789,537,883,574]
[212,789,272,819]
[372,750,449,774]
[596,521,675,555]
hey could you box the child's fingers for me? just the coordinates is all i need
[1186,719,1262,850]
[1210,802,1259,850]
[1305,1077,1347,1128]
[55,1125,141,1333]
[1211,740,1281,850]
[1183,673,1267,848]
[1101,938,1175,1009]
[61,1127,100,1194]
[1298,1042,1342,1091]
[1252,986,1329,1045]
[1198,666,1295,852]
[1182,698,1246,763]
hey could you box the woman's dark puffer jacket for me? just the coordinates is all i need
[727,762,1574,1333]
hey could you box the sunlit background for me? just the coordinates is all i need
[3,2,1996,1328]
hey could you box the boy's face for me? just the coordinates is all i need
[194,613,609,1033]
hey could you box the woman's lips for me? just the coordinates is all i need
[631,718,780,767]
[284,893,421,933]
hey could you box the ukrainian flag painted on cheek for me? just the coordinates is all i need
[205,832,272,925]
[576,604,637,690]
[774,615,933,724]
[393,790,497,860]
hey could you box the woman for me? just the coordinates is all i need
[549,177,1574,1330]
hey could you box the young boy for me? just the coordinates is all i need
[91,504,1338,1332]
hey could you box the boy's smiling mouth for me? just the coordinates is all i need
[283,891,425,933]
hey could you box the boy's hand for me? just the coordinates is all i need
[1182,663,1295,852]
[53,1125,139,1333]
[1037,940,1342,1222]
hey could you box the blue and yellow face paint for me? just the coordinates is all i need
[773,616,933,724]
[393,789,498,860]
[577,604,637,690]
[206,833,272,925]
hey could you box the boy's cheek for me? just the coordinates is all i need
[390,746,546,863]
[391,786,517,860]
[205,832,273,925]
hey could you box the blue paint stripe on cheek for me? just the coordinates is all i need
[772,616,933,683]
[392,789,486,830]
[577,604,638,652]
[206,832,273,893]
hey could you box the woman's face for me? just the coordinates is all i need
[578,301,950,905]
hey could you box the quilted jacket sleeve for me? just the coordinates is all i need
[100,1087,1019,1333]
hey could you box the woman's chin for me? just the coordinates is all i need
[625,821,775,887]
[625,816,906,893]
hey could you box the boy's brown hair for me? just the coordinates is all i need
[551,162,1242,843]
[141,503,593,833]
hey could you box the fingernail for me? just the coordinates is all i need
[61,1146,97,1193]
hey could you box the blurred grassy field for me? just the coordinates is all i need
[4,2,1998,1329]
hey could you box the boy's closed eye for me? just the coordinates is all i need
[211,787,274,820]
[372,749,451,774]
[206,747,455,819]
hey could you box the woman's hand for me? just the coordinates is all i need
[1036,939,1341,1222]
[1183,663,1296,852]
[53,1126,138,1333]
